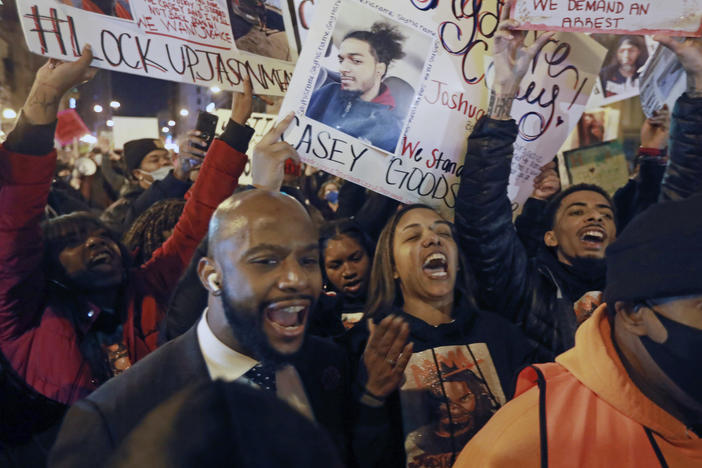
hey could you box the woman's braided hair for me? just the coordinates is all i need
[122,198,186,265]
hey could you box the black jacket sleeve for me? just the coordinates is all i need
[661,92,702,201]
[454,117,533,325]
[4,112,57,156]
[514,197,549,259]
[612,156,666,230]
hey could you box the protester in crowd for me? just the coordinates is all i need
[514,104,671,263]
[454,193,702,468]
[307,22,405,152]
[341,203,535,467]
[600,35,649,98]
[318,178,342,219]
[121,198,186,266]
[0,47,250,461]
[454,2,700,361]
[47,160,96,217]
[99,129,207,235]
[314,219,374,332]
[104,380,344,468]
[50,124,403,467]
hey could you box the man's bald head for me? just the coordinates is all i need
[200,189,322,362]
[207,190,314,259]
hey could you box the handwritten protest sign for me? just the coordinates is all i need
[279,0,606,215]
[564,140,630,194]
[292,0,317,49]
[16,0,296,95]
[511,0,702,36]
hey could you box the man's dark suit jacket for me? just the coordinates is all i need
[49,323,376,468]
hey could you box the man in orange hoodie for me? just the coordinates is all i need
[454,195,702,468]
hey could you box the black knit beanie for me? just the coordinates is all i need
[123,138,164,172]
[604,194,702,304]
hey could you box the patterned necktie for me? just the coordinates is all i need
[243,363,277,392]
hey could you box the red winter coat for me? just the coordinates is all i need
[0,137,246,405]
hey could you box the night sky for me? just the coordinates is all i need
[109,71,176,117]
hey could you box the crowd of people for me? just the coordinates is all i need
[1,2,701,467]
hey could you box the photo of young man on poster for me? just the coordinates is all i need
[305,4,432,154]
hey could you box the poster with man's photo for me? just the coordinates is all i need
[589,35,657,106]
[640,44,688,118]
[279,0,607,217]
[302,1,434,154]
[400,344,506,468]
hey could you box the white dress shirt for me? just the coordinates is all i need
[196,308,314,420]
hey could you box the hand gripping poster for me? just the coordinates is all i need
[16,0,298,95]
[401,344,507,468]
[278,0,607,216]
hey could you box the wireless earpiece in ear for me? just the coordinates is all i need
[207,273,221,295]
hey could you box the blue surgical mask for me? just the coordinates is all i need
[640,302,702,404]
[325,190,339,204]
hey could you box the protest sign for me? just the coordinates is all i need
[55,109,90,145]
[564,140,630,194]
[111,116,158,149]
[291,0,317,49]
[584,34,657,106]
[561,107,621,151]
[213,110,277,184]
[640,44,688,118]
[279,0,606,216]
[16,0,296,95]
[511,0,702,36]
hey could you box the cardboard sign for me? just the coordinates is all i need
[511,0,702,36]
[640,44,688,118]
[564,140,630,194]
[279,0,606,216]
[16,0,296,95]
[55,109,90,145]
[111,116,158,149]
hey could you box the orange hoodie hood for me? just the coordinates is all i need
[557,304,701,447]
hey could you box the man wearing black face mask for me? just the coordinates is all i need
[453,193,702,467]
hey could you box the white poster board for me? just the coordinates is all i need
[111,116,158,149]
[16,0,297,95]
[511,0,702,36]
[292,0,317,49]
[279,0,606,216]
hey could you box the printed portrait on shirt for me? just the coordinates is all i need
[400,344,506,468]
